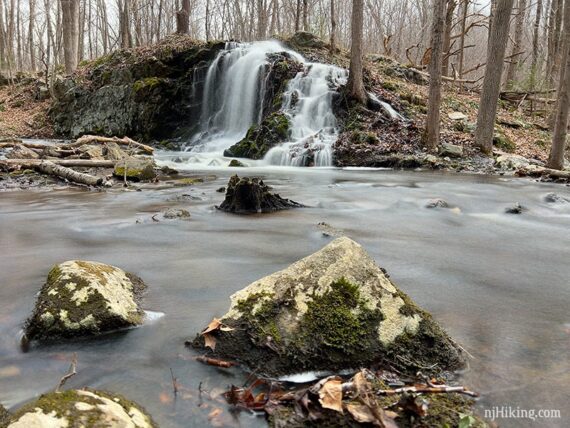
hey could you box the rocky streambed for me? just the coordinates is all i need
[0,167,569,427]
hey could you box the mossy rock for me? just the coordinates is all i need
[493,132,516,152]
[193,237,465,376]
[6,389,156,428]
[113,159,156,181]
[24,260,147,342]
[224,112,290,160]
[228,159,246,167]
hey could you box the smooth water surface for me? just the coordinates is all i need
[1,168,569,427]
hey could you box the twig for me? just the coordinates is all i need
[195,356,235,368]
[55,353,77,392]
[376,384,479,397]
[170,368,178,397]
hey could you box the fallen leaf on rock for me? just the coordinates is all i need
[203,333,217,351]
[201,318,235,350]
[318,378,343,413]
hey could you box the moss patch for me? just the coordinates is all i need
[224,112,290,160]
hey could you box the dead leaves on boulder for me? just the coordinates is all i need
[200,318,234,351]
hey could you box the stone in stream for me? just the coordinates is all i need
[228,159,246,167]
[545,193,568,203]
[217,175,304,214]
[113,158,156,181]
[162,208,191,219]
[192,237,466,376]
[5,389,156,428]
[426,198,449,209]
[505,202,526,214]
[23,260,147,342]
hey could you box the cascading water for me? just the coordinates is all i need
[177,40,393,167]
[264,64,347,166]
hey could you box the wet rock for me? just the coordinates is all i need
[6,389,156,428]
[545,193,568,203]
[0,404,9,425]
[505,203,526,214]
[102,142,129,161]
[5,145,40,160]
[228,159,246,167]
[426,199,449,209]
[438,143,463,158]
[77,144,105,160]
[163,208,191,219]
[224,112,290,160]
[24,260,147,341]
[317,222,344,237]
[217,175,304,214]
[113,158,156,181]
[216,186,226,193]
[193,237,465,376]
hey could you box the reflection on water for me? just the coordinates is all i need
[1,168,569,427]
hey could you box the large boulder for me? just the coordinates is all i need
[24,261,147,341]
[217,175,304,214]
[193,237,465,376]
[113,158,156,181]
[6,389,155,428]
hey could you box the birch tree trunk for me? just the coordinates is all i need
[474,0,515,155]
[423,0,447,150]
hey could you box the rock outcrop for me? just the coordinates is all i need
[193,237,465,376]
[6,389,155,428]
[24,260,147,341]
[217,175,304,213]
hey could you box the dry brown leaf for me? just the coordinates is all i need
[346,402,376,423]
[203,333,216,350]
[318,378,343,413]
[202,318,222,334]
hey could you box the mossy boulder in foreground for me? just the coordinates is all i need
[24,260,147,341]
[113,158,156,181]
[6,389,156,428]
[193,237,465,376]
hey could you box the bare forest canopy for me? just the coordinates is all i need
[0,0,562,92]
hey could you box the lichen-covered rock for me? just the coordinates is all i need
[113,158,156,181]
[223,112,290,160]
[24,260,147,341]
[193,237,465,376]
[6,389,156,428]
[217,175,304,214]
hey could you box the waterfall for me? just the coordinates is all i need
[264,64,347,166]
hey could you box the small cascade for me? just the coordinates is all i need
[177,40,400,167]
[264,64,348,166]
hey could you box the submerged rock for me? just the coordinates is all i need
[6,389,156,428]
[113,158,156,181]
[426,199,449,209]
[505,202,526,214]
[545,193,568,203]
[24,260,147,341]
[193,237,465,376]
[217,175,304,214]
[163,208,191,219]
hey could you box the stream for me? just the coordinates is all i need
[1,167,569,427]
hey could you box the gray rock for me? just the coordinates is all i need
[6,145,40,160]
[505,203,526,214]
[317,222,344,237]
[545,193,568,203]
[438,143,463,158]
[0,404,9,426]
[193,237,465,376]
[163,208,191,219]
[113,158,156,181]
[426,199,449,209]
[24,260,147,341]
[6,389,156,428]
[228,159,246,167]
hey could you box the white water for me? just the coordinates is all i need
[176,40,394,167]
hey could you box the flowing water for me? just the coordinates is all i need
[183,41,348,167]
[1,167,569,427]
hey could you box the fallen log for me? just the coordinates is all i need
[517,167,570,180]
[375,384,479,398]
[36,161,104,186]
[0,141,50,150]
[0,159,116,168]
[70,135,154,154]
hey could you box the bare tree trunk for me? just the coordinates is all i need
[442,0,457,76]
[423,0,447,150]
[302,0,308,31]
[530,0,544,93]
[547,0,563,87]
[28,0,36,70]
[474,0,515,155]
[176,0,190,34]
[61,0,79,73]
[547,0,570,170]
[205,0,211,41]
[295,0,301,32]
[505,0,527,88]
[347,0,366,103]
[458,0,469,85]
[330,0,336,55]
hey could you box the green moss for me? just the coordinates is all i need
[493,132,516,152]
[234,292,282,344]
[297,278,384,360]
[133,77,162,92]
[228,159,245,167]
